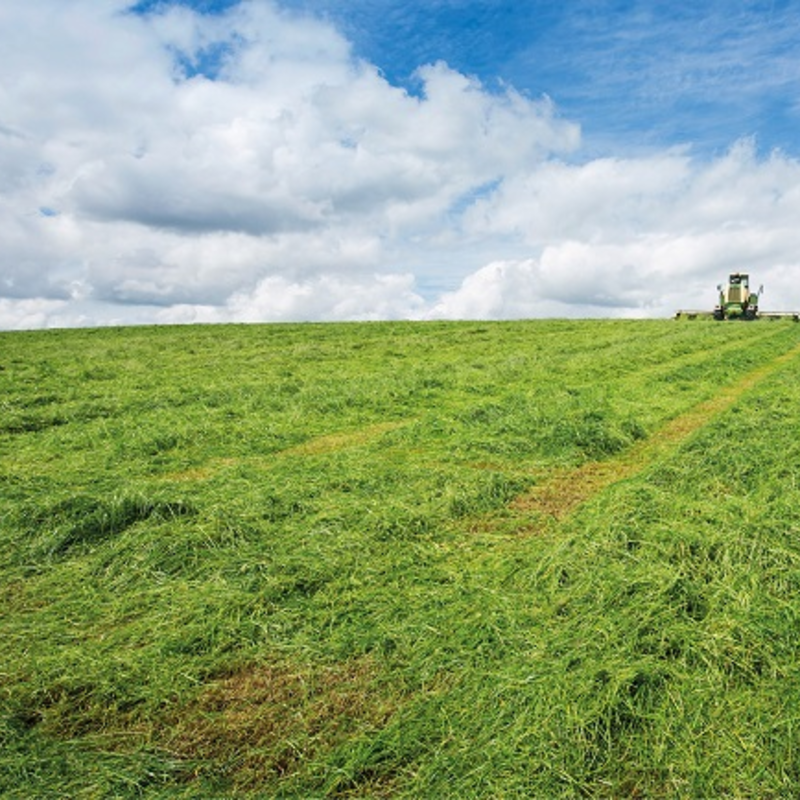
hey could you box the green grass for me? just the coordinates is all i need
[2,319,800,797]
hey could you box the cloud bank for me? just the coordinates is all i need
[2,0,800,329]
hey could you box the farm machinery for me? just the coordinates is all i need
[714,272,761,320]
[675,273,799,321]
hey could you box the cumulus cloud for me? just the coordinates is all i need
[1,1,800,329]
[438,140,800,318]
[0,0,582,328]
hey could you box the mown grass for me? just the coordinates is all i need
[2,319,800,797]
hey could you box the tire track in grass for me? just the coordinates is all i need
[163,421,409,481]
[513,338,800,523]
[279,420,408,456]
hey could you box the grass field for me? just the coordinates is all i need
[2,319,800,797]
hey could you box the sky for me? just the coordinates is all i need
[3,0,800,329]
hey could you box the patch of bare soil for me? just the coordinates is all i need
[162,657,400,792]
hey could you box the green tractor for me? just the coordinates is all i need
[675,274,798,321]
[713,272,762,320]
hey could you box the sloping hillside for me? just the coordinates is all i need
[3,320,800,797]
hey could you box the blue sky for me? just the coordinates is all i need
[317,0,797,156]
[162,0,800,157]
[2,0,800,328]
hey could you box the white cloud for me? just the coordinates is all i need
[439,140,800,319]
[1,1,800,330]
[0,298,74,330]
[0,0,581,328]
[225,271,425,322]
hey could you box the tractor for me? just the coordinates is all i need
[713,272,761,320]
[675,274,798,321]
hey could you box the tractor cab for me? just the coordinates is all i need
[715,272,759,320]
